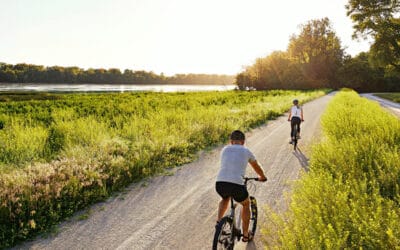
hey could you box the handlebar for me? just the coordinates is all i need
[243,176,267,185]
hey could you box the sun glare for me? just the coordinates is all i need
[0,0,369,75]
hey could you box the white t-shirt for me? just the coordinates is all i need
[216,144,256,185]
[290,105,302,118]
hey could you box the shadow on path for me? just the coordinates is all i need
[235,239,259,250]
[292,147,309,172]
[245,241,258,249]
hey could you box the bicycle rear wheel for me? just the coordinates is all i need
[235,198,258,240]
[213,217,234,250]
[293,125,298,150]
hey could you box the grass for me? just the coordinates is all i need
[0,89,328,248]
[0,92,63,102]
[374,92,400,103]
[261,90,400,249]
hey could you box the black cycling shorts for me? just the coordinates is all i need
[215,181,249,202]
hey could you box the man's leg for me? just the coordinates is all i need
[240,198,251,238]
[217,197,230,222]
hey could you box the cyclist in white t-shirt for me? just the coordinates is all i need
[287,99,304,143]
[215,130,267,242]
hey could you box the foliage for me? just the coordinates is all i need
[346,0,400,73]
[0,62,234,85]
[236,12,400,92]
[288,18,344,88]
[237,18,344,90]
[338,52,388,92]
[262,90,400,249]
[0,89,328,248]
[374,92,400,103]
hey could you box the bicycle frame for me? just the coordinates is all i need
[213,177,260,250]
[229,198,241,242]
[229,177,258,237]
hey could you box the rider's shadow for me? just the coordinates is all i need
[246,241,258,250]
[292,147,309,172]
[235,240,258,250]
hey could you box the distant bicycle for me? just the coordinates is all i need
[291,123,299,150]
[289,119,304,150]
[212,177,261,250]
[288,99,304,150]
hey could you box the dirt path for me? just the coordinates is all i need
[361,93,400,117]
[14,93,334,250]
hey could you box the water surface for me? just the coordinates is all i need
[0,83,236,92]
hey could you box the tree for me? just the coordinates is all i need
[288,18,344,88]
[64,67,81,83]
[46,66,66,83]
[0,64,18,83]
[339,52,385,91]
[346,0,400,71]
[252,51,292,89]
[106,68,122,83]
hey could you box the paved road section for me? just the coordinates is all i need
[14,93,335,250]
[361,93,400,117]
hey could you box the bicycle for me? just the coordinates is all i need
[212,177,261,250]
[290,119,303,151]
[292,123,299,150]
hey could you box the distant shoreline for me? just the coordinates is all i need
[0,82,235,85]
[0,83,237,93]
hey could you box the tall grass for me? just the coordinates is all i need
[374,92,400,103]
[0,89,327,248]
[262,90,400,249]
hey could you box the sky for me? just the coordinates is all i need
[0,0,371,76]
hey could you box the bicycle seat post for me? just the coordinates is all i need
[229,197,236,218]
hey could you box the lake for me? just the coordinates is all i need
[0,83,236,92]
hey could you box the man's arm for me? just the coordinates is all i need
[288,112,292,121]
[249,160,267,181]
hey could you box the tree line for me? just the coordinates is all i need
[237,0,400,92]
[0,63,234,85]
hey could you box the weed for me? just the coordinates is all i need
[262,90,400,249]
[0,89,328,248]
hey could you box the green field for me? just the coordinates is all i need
[262,90,400,249]
[0,89,327,248]
[374,93,400,103]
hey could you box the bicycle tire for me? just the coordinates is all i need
[212,216,234,250]
[249,196,258,235]
[293,125,298,150]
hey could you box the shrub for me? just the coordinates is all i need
[262,90,400,249]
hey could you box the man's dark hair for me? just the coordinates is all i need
[230,130,245,141]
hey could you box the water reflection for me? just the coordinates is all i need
[0,84,236,92]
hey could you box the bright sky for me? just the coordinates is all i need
[0,0,370,76]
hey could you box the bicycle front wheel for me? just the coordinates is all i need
[293,126,298,150]
[249,196,258,235]
[213,216,234,250]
